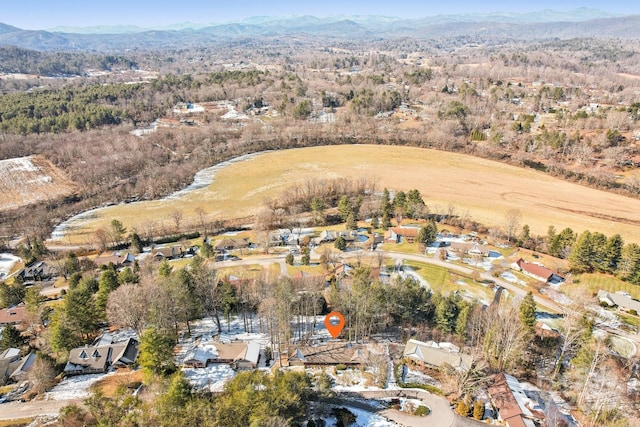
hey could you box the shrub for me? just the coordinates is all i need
[457,401,472,417]
[335,364,347,371]
[332,407,356,427]
[285,253,294,265]
[473,401,485,420]
[415,405,430,416]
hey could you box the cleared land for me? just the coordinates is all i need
[0,155,77,210]
[51,145,640,245]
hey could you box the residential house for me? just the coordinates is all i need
[213,238,249,252]
[333,263,353,277]
[0,348,21,385]
[64,337,139,376]
[535,322,561,340]
[17,261,52,282]
[403,339,473,371]
[9,352,36,382]
[488,373,545,427]
[183,336,260,369]
[94,252,136,269]
[597,290,640,313]
[152,246,184,260]
[384,226,420,244]
[512,259,564,284]
[0,304,28,328]
[284,342,369,367]
[448,242,475,255]
[312,230,339,245]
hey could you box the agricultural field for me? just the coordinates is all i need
[50,145,640,245]
[0,155,77,210]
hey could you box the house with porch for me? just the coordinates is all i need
[512,259,564,284]
[64,337,139,376]
[284,342,369,368]
[94,252,136,269]
[384,226,420,244]
[183,335,260,370]
[17,261,52,282]
[403,339,473,371]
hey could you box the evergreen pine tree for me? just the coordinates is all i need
[519,291,537,335]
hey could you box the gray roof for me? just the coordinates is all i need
[65,337,138,374]
[597,290,640,313]
[403,339,472,371]
[10,352,36,381]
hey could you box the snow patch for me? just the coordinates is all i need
[45,372,113,401]
[182,364,235,392]
[0,253,21,279]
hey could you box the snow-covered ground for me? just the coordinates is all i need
[540,287,573,306]
[183,365,235,392]
[395,265,430,289]
[403,368,441,388]
[500,271,526,285]
[462,258,493,271]
[45,372,114,401]
[323,406,399,427]
[175,316,272,390]
[0,253,20,279]
[221,104,249,121]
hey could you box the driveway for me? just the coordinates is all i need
[332,389,485,427]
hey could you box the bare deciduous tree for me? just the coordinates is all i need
[504,209,522,243]
[106,283,151,336]
[170,209,184,233]
[27,355,57,395]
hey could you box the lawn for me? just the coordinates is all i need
[564,273,640,300]
[91,370,143,397]
[404,261,450,288]
[50,145,640,246]
[286,264,326,276]
[216,263,277,281]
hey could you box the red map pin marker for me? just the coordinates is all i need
[325,311,345,339]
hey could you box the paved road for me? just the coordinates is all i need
[0,399,76,421]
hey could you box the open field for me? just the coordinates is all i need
[49,145,640,245]
[0,155,77,211]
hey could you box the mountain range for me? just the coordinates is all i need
[0,9,638,52]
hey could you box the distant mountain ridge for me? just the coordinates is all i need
[0,9,637,52]
[42,8,623,34]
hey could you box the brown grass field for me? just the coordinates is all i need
[52,145,640,245]
[0,155,77,210]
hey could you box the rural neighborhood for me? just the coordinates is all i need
[1,4,640,427]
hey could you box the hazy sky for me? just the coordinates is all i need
[3,0,639,29]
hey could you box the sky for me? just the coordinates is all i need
[2,0,639,30]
